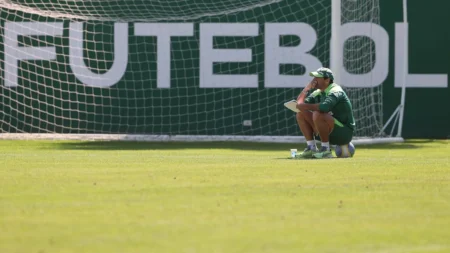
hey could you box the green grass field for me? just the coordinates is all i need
[1,140,449,253]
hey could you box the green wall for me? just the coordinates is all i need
[380,0,449,138]
[0,0,448,138]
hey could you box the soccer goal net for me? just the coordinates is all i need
[0,0,402,144]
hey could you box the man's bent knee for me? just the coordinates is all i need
[312,111,326,122]
[297,110,312,120]
[313,111,335,128]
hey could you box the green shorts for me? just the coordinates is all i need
[329,119,353,145]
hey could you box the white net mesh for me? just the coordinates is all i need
[0,0,384,138]
[341,0,383,137]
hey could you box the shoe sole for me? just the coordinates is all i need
[313,153,333,159]
[295,152,316,159]
[294,156,314,159]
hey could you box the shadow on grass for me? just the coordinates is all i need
[54,141,296,151]
[357,139,444,150]
[52,139,444,151]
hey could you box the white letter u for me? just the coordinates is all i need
[69,22,128,88]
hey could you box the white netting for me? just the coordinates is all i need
[0,0,384,139]
[341,0,384,137]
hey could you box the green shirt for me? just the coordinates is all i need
[304,83,356,130]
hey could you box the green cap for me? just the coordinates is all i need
[309,67,334,80]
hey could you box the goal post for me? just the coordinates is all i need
[0,0,404,144]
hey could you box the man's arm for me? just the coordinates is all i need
[296,103,320,112]
[296,80,317,104]
[318,94,339,112]
[297,92,340,112]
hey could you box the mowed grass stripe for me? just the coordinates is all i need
[0,140,449,253]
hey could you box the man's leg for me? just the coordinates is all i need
[312,111,335,158]
[296,111,318,158]
[296,110,316,140]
